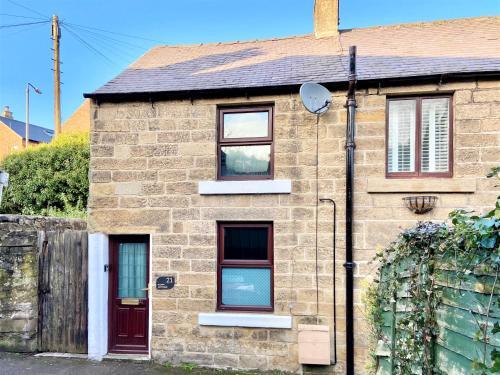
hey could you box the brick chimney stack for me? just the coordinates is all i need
[1,106,13,119]
[314,0,339,38]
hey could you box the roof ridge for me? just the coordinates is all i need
[150,33,314,50]
[341,15,500,33]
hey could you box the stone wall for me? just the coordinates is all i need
[88,78,500,373]
[0,215,86,352]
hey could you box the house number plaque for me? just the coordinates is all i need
[156,276,175,290]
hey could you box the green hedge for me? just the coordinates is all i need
[0,132,89,218]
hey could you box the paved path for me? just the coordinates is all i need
[0,352,258,375]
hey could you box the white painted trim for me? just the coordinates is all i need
[198,313,292,329]
[88,233,109,361]
[148,234,153,360]
[103,354,150,362]
[198,179,292,195]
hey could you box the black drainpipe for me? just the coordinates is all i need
[345,45,357,375]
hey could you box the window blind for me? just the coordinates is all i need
[421,98,449,173]
[388,100,416,173]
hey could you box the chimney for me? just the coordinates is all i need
[1,106,13,119]
[314,0,339,38]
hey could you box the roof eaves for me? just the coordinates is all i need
[83,70,500,101]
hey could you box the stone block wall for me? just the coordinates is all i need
[0,215,86,352]
[88,78,500,373]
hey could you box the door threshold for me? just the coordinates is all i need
[104,353,150,362]
[35,352,88,359]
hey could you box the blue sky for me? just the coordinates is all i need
[1,0,499,130]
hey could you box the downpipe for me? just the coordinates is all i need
[345,45,357,375]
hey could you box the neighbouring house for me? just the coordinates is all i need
[83,0,500,372]
[62,99,91,134]
[0,106,54,159]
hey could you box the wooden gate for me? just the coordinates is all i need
[37,230,88,353]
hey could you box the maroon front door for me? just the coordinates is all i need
[109,236,149,354]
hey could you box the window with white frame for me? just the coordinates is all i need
[387,96,452,177]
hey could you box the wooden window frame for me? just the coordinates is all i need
[217,222,274,312]
[217,105,274,181]
[386,95,453,178]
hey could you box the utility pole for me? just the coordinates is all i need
[26,84,29,148]
[52,15,61,136]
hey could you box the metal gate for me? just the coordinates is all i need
[37,230,88,353]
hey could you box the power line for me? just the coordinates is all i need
[64,24,139,61]
[0,13,47,20]
[5,0,49,19]
[64,21,164,43]
[0,20,50,29]
[2,21,47,37]
[63,22,148,51]
[64,25,145,60]
[61,24,116,65]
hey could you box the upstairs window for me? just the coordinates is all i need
[387,96,452,177]
[217,222,273,312]
[217,105,274,180]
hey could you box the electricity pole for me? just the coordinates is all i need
[25,84,29,148]
[52,15,61,136]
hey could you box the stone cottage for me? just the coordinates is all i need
[84,0,500,373]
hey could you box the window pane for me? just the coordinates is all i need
[220,145,271,177]
[118,243,147,298]
[224,227,268,260]
[421,98,449,173]
[388,100,416,173]
[223,111,269,138]
[221,268,271,307]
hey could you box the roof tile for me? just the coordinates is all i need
[88,16,500,96]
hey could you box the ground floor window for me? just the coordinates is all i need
[217,222,273,312]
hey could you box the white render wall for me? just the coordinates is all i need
[88,232,109,360]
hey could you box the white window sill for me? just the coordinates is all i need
[198,179,292,195]
[198,312,292,329]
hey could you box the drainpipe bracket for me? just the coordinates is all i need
[343,262,355,270]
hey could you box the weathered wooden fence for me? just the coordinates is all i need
[376,259,500,374]
[38,229,88,353]
[0,215,87,353]
[434,269,500,374]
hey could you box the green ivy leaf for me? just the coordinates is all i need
[481,237,497,249]
[491,349,500,372]
[493,322,500,335]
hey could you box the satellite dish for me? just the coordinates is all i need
[300,83,332,115]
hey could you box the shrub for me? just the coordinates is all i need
[0,132,89,218]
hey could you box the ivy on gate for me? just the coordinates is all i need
[367,170,500,374]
